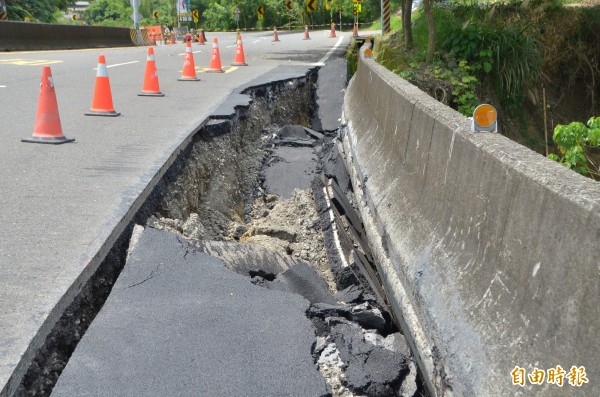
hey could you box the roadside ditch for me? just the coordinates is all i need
[15,65,426,397]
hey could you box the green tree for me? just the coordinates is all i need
[202,2,229,30]
[423,0,435,63]
[6,0,69,22]
[84,0,131,26]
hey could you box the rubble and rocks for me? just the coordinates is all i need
[145,84,421,395]
[310,317,417,397]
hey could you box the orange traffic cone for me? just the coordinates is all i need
[353,23,359,38]
[303,25,310,40]
[178,41,201,81]
[85,55,120,117]
[273,27,280,42]
[198,30,205,45]
[330,22,336,38]
[22,66,74,144]
[207,38,224,73]
[170,32,176,44]
[139,47,164,96]
[232,34,247,66]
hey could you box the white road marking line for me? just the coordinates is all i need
[94,60,139,70]
[314,36,344,66]
[106,61,140,68]
[226,45,234,48]
[0,85,6,88]
[252,40,260,44]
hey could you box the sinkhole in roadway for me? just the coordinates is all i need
[18,69,428,397]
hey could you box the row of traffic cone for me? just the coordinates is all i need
[162,26,343,45]
[22,36,246,144]
[180,35,244,80]
[300,23,338,40]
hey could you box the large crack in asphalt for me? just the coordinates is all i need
[138,74,426,395]
[16,62,428,397]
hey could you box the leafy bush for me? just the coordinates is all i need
[433,59,480,115]
[439,19,541,109]
[549,117,600,178]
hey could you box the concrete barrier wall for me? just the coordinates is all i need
[0,21,134,51]
[341,46,600,396]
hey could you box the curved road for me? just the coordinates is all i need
[0,29,350,396]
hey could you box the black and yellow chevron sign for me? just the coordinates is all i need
[383,0,390,34]
[286,0,293,11]
[153,11,159,18]
[257,5,265,19]
[306,0,316,13]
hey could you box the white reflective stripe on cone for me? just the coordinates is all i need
[97,63,108,77]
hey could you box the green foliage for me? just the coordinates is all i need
[5,0,380,29]
[433,59,480,115]
[84,0,130,26]
[202,2,230,30]
[549,117,600,178]
[439,19,541,109]
[6,0,68,22]
[367,15,403,32]
[346,38,359,78]
[486,26,541,107]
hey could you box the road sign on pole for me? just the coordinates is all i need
[192,10,199,23]
[306,0,316,13]
[257,5,265,20]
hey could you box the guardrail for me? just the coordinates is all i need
[342,42,600,396]
[0,21,136,51]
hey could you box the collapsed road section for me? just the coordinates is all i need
[16,52,426,397]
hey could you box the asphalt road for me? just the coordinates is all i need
[0,29,351,396]
[51,227,329,397]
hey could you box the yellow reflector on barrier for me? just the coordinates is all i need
[472,104,498,132]
[473,104,497,127]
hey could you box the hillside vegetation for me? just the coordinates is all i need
[366,0,600,179]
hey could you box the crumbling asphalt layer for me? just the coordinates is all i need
[49,50,423,397]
